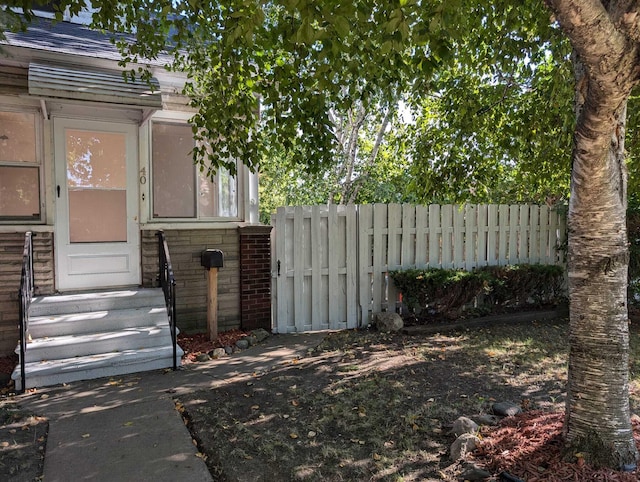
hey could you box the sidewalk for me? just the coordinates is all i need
[17,332,326,482]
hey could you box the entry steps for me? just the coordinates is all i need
[12,288,183,390]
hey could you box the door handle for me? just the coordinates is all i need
[57,185,60,198]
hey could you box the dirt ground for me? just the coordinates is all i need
[0,399,47,482]
[179,317,577,481]
[4,315,640,481]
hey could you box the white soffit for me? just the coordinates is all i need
[28,62,162,109]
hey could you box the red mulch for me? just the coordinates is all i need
[178,329,247,364]
[474,410,640,481]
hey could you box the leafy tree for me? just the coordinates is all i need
[258,99,416,222]
[4,0,640,470]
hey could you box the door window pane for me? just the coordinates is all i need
[152,122,196,218]
[0,166,40,218]
[65,129,127,242]
[69,190,126,242]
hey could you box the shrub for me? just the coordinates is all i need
[390,264,565,320]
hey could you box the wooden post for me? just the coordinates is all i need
[207,267,218,341]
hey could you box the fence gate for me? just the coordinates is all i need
[271,204,566,333]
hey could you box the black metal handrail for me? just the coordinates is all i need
[157,230,177,370]
[18,231,34,393]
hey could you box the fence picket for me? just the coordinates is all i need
[415,205,428,267]
[442,205,453,268]
[372,204,387,313]
[271,203,566,333]
[358,204,373,326]
[465,205,477,270]
[529,205,540,263]
[519,206,530,263]
[477,205,489,267]
[428,204,440,267]
[345,205,358,328]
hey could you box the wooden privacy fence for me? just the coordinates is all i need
[271,204,566,334]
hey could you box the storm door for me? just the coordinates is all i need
[54,118,140,290]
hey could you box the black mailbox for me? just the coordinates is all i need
[201,249,224,269]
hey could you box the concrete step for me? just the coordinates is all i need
[29,288,166,317]
[19,325,175,362]
[12,345,184,391]
[13,287,182,390]
[29,306,169,338]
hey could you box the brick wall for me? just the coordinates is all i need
[0,231,54,356]
[239,225,273,331]
[141,229,241,334]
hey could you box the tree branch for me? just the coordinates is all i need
[545,0,631,86]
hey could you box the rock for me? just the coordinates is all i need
[460,463,491,481]
[450,433,480,460]
[450,416,478,436]
[196,353,211,362]
[492,401,522,417]
[236,339,250,349]
[373,312,403,332]
[474,414,500,426]
[250,328,270,343]
[224,346,234,355]
[209,348,226,359]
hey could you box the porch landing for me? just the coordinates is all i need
[12,288,183,391]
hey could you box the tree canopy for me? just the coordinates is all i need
[5,0,640,470]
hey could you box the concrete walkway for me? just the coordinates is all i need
[17,332,326,482]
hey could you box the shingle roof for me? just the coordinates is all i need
[2,17,168,66]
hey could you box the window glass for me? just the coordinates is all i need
[152,120,239,219]
[152,122,196,218]
[218,167,238,217]
[0,111,37,163]
[0,166,40,218]
[0,111,40,220]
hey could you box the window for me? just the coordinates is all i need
[151,121,238,219]
[0,111,41,221]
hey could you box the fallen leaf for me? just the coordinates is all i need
[307,431,316,438]
[289,433,298,439]
[123,421,134,426]
[373,453,381,461]
[81,433,90,438]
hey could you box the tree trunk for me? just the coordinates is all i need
[564,71,637,471]
[544,0,640,469]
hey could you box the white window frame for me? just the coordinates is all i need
[148,113,242,223]
[0,105,45,224]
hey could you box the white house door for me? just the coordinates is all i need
[54,118,140,291]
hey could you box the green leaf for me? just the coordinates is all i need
[334,16,350,38]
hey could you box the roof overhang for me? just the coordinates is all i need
[28,62,163,110]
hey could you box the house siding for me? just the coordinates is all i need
[141,228,241,334]
[0,231,54,356]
